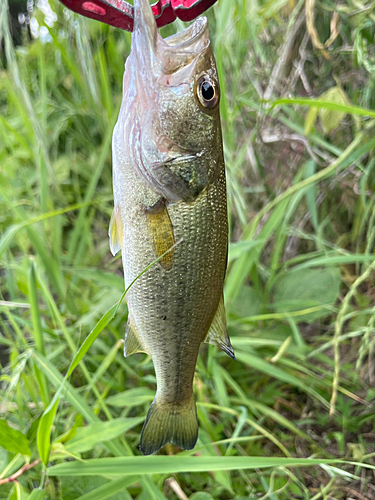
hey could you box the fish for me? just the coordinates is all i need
[109,0,234,455]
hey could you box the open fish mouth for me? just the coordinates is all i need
[133,0,210,76]
[164,16,208,49]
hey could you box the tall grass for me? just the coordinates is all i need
[1,0,375,498]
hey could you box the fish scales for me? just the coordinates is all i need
[110,0,233,455]
[123,168,227,400]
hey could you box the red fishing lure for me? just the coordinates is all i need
[58,0,218,31]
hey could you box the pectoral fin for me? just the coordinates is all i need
[204,295,235,359]
[124,319,150,356]
[109,205,123,256]
[145,199,175,271]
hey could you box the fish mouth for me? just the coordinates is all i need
[164,17,208,50]
[133,0,209,75]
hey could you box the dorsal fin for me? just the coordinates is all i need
[124,319,151,357]
[109,205,123,256]
[204,295,235,359]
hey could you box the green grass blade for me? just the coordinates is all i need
[37,398,59,466]
[66,117,116,263]
[0,200,107,261]
[48,456,339,476]
[234,350,329,408]
[290,254,375,270]
[33,352,130,458]
[269,97,375,118]
[28,261,45,355]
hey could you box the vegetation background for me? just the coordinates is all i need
[1,0,375,498]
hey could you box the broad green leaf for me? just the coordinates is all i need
[129,487,148,500]
[0,448,8,474]
[190,494,215,500]
[74,477,136,500]
[0,420,30,456]
[230,337,284,348]
[0,454,24,482]
[318,87,348,134]
[61,476,133,500]
[7,483,29,500]
[273,268,341,322]
[28,491,45,500]
[37,398,59,465]
[304,106,319,135]
[105,388,154,408]
[212,468,233,494]
[65,418,144,453]
[48,456,338,476]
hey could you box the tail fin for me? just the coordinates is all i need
[140,396,198,455]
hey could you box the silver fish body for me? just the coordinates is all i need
[110,0,233,455]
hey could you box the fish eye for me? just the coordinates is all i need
[196,76,220,110]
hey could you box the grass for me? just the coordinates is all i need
[1,0,375,498]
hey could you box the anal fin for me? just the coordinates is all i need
[124,319,150,357]
[204,295,235,359]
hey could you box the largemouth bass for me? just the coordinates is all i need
[110,0,234,455]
